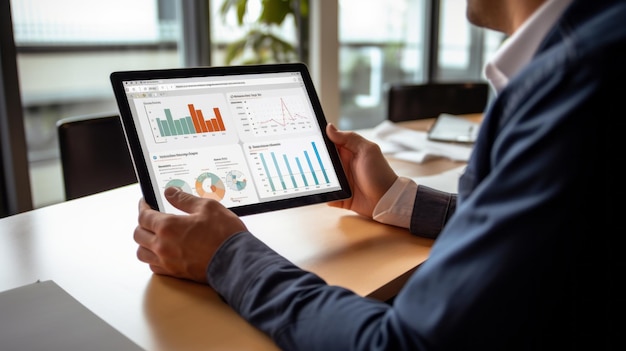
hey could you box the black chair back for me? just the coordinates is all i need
[386,82,489,122]
[57,113,137,200]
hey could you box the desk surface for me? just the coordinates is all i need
[0,116,476,351]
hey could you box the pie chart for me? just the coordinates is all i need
[225,170,247,191]
[165,179,192,194]
[195,172,226,200]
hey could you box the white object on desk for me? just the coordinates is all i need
[361,120,475,163]
[427,114,481,144]
[0,280,144,351]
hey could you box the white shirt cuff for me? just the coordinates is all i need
[372,176,418,228]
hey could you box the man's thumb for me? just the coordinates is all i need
[164,186,200,214]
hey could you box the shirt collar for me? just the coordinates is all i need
[484,0,573,93]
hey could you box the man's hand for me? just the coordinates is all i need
[326,123,398,218]
[134,186,248,283]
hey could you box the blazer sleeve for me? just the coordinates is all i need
[409,185,457,239]
[207,231,429,351]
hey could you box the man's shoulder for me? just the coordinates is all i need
[524,0,626,88]
[559,0,626,49]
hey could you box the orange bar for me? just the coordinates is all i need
[214,107,226,131]
[196,110,209,133]
[188,104,202,133]
[210,119,219,132]
[201,110,214,132]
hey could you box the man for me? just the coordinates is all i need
[134,0,621,349]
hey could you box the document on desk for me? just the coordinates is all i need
[427,114,480,144]
[0,280,144,351]
[362,120,475,163]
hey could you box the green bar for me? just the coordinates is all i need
[156,118,165,136]
[180,118,190,134]
[184,117,196,134]
[164,109,176,135]
[160,120,171,136]
[174,120,183,135]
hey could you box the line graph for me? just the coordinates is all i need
[256,97,309,127]
[237,94,315,137]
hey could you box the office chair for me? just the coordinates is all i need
[386,82,490,122]
[57,113,137,201]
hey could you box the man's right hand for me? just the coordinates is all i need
[326,123,398,218]
[134,187,248,284]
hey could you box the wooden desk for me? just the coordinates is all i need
[376,113,481,178]
[0,116,474,351]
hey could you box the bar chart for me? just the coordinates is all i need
[248,139,336,197]
[154,104,225,138]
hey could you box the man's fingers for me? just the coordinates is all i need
[136,244,158,264]
[149,264,170,276]
[326,123,348,145]
[137,199,169,234]
[164,186,209,214]
[133,224,154,245]
[326,123,376,156]
[138,197,151,211]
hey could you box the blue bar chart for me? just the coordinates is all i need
[248,139,335,196]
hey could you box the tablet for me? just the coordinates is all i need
[110,63,351,216]
[427,113,480,144]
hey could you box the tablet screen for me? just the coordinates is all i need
[110,63,351,216]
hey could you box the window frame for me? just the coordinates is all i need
[1,0,32,216]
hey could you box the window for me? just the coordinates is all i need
[10,0,182,207]
[12,0,173,44]
[208,0,302,65]
[338,0,504,129]
[436,0,504,81]
[339,0,426,129]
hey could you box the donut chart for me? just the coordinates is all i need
[165,179,192,194]
[195,172,226,200]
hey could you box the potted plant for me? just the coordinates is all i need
[219,0,309,64]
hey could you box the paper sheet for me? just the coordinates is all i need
[359,120,475,163]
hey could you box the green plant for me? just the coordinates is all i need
[219,0,309,64]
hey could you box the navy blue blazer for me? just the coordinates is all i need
[207,1,623,350]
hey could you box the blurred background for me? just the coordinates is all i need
[1,0,504,212]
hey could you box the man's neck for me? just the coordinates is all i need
[507,0,548,35]
[467,0,549,35]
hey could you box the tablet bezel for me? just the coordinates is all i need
[110,63,351,216]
